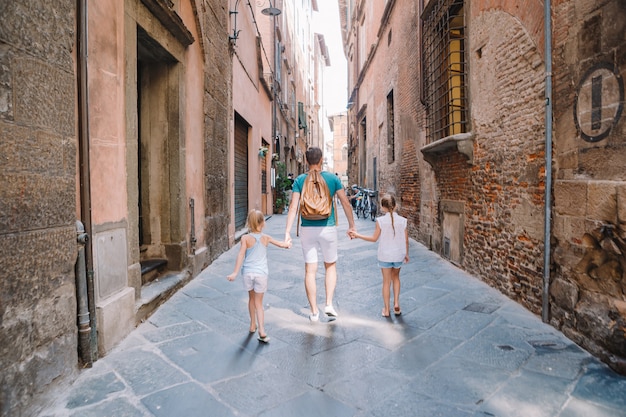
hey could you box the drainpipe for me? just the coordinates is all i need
[77,0,97,360]
[542,0,553,323]
[75,221,91,366]
[189,198,197,254]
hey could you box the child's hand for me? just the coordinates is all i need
[404,255,409,264]
[284,240,292,249]
[227,273,236,281]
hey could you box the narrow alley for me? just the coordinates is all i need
[41,210,626,417]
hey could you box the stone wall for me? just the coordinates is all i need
[0,1,79,415]
[551,0,626,373]
[201,0,231,263]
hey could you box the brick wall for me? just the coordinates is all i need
[458,8,547,313]
[346,0,626,374]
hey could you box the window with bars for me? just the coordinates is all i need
[422,0,467,144]
[387,90,395,163]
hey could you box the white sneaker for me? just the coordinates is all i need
[309,312,319,322]
[324,305,338,317]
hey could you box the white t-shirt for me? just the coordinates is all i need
[376,212,407,262]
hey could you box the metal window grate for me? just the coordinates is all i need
[422,0,467,143]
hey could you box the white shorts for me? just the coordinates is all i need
[299,226,338,264]
[243,273,268,293]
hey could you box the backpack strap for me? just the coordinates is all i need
[297,200,301,237]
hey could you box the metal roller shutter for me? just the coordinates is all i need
[234,115,249,230]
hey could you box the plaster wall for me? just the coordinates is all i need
[230,0,274,225]
[181,0,208,261]
[89,0,128,225]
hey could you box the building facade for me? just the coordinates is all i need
[329,111,349,185]
[1,0,329,414]
[1,0,231,415]
[231,0,327,216]
[340,0,626,373]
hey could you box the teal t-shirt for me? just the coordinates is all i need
[293,171,342,227]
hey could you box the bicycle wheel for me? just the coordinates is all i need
[362,198,370,219]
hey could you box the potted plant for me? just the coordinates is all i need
[273,161,292,214]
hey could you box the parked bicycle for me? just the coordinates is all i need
[352,186,377,221]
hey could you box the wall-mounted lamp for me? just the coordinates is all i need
[261,1,281,16]
[229,0,242,45]
[262,0,282,169]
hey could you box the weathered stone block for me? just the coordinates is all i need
[0,311,31,370]
[550,278,579,311]
[13,57,75,136]
[586,182,618,223]
[0,123,68,175]
[617,183,626,224]
[0,48,13,118]
[0,1,75,67]
[578,147,626,182]
[554,180,587,217]
[96,287,135,355]
[553,214,586,246]
[575,291,612,341]
[32,289,76,346]
[0,173,75,233]
[0,228,75,305]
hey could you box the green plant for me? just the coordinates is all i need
[273,161,292,213]
[274,198,286,210]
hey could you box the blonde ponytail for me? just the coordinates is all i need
[380,194,397,236]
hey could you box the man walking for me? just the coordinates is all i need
[284,147,356,321]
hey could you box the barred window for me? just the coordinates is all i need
[422,0,467,143]
[387,90,395,163]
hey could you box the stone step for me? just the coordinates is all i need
[140,258,168,285]
[135,270,192,325]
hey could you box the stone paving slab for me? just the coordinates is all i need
[41,208,626,417]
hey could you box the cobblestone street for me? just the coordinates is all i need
[42,209,626,416]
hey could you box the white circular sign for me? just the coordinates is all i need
[574,63,624,142]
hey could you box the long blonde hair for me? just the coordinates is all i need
[380,194,397,236]
[246,209,265,233]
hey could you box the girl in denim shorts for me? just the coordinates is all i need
[350,194,409,317]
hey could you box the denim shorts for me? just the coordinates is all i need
[378,261,403,269]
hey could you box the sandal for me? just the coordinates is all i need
[382,308,390,317]
[257,334,270,343]
[394,307,402,316]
